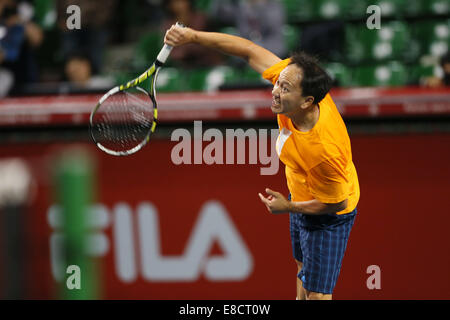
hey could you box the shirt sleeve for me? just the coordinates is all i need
[262,58,291,84]
[307,159,349,204]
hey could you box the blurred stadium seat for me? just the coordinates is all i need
[241,67,264,83]
[156,68,186,92]
[325,62,353,87]
[186,68,210,91]
[424,0,449,15]
[9,0,450,94]
[369,0,402,18]
[204,66,240,91]
[345,21,411,64]
[316,0,346,20]
[343,0,371,20]
[183,66,267,92]
[135,32,164,70]
[411,19,449,57]
[34,0,56,30]
[353,61,408,86]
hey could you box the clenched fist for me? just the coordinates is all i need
[164,24,195,47]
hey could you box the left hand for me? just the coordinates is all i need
[258,188,291,214]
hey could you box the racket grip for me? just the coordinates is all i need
[156,44,174,65]
[157,22,185,64]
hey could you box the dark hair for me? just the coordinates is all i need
[64,51,91,65]
[0,1,18,20]
[288,52,332,104]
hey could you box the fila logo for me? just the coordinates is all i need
[47,200,253,282]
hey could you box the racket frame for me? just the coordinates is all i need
[90,22,183,156]
[89,61,162,156]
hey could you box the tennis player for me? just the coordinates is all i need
[164,25,360,300]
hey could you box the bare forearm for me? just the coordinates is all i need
[166,27,281,74]
[288,199,347,215]
[191,31,256,60]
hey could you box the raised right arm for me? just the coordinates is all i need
[164,25,282,74]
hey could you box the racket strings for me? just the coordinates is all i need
[92,89,154,153]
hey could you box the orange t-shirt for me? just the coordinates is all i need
[262,59,360,214]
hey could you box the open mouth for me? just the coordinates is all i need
[271,98,281,109]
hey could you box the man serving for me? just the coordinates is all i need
[164,24,360,300]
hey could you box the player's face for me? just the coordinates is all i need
[271,64,309,115]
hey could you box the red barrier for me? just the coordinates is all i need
[1,87,449,126]
[0,132,449,299]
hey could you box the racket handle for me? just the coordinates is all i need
[156,44,173,65]
[157,22,185,65]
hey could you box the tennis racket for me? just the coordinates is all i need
[89,22,184,156]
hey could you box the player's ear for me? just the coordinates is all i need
[300,96,314,109]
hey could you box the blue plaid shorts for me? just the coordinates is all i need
[289,197,357,294]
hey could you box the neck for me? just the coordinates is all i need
[289,104,320,132]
